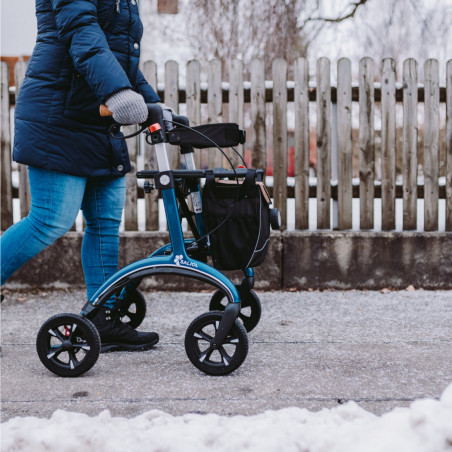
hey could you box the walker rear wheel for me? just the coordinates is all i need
[185,311,248,376]
[118,288,146,329]
[209,287,262,332]
[36,313,100,377]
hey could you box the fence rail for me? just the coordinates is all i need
[1,57,451,232]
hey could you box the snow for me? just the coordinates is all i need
[2,384,452,452]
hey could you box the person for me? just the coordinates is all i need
[0,0,160,353]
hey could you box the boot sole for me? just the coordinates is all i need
[100,337,159,354]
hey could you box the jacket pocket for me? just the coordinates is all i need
[63,73,104,125]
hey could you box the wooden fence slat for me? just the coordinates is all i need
[316,57,331,229]
[359,57,375,229]
[402,58,418,230]
[337,58,352,230]
[250,58,266,171]
[229,59,244,167]
[186,59,201,169]
[381,58,397,230]
[165,60,180,170]
[143,60,159,231]
[1,62,13,230]
[294,57,309,230]
[446,59,452,231]
[15,60,31,219]
[272,58,288,230]
[423,59,440,231]
[207,59,223,169]
[123,125,138,230]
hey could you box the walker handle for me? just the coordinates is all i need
[99,104,113,116]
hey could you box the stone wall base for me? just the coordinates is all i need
[3,231,451,291]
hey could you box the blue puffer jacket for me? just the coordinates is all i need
[13,0,160,177]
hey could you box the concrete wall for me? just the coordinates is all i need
[3,231,452,291]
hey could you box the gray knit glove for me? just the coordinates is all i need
[105,89,148,124]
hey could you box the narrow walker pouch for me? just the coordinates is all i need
[203,169,271,271]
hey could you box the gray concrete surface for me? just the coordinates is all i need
[1,288,451,421]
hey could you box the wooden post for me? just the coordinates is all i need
[272,58,288,230]
[359,57,375,229]
[316,57,331,229]
[123,126,138,231]
[207,59,223,169]
[165,60,180,169]
[250,58,266,171]
[402,59,418,230]
[15,60,31,219]
[294,57,310,230]
[229,59,244,167]
[337,58,352,230]
[381,58,396,230]
[1,62,13,230]
[186,59,201,168]
[423,59,439,231]
[143,60,159,231]
[447,59,452,231]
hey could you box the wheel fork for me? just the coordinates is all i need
[211,302,241,347]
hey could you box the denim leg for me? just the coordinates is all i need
[1,167,86,285]
[81,176,126,308]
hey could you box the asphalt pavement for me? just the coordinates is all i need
[1,288,451,421]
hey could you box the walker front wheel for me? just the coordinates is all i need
[209,288,262,332]
[118,289,146,329]
[36,313,101,377]
[185,311,248,376]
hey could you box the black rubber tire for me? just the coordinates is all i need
[209,287,262,332]
[185,311,248,376]
[36,313,101,378]
[118,289,146,329]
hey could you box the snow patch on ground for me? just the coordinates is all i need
[2,384,452,452]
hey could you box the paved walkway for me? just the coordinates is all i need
[1,288,451,421]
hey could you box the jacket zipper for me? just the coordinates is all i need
[116,0,120,13]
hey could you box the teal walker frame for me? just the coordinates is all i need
[36,104,265,377]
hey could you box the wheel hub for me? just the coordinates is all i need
[61,340,73,351]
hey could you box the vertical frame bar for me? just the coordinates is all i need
[272,58,288,230]
[337,58,353,230]
[186,59,201,168]
[402,58,418,230]
[143,60,160,231]
[381,58,396,230]
[229,59,244,167]
[1,62,13,229]
[294,57,310,230]
[445,59,452,231]
[207,59,223,169]
[423,59,439,231]
[250,58,266,171]
[359,57,375,229]
[15,60,31,219]
[316,57,331,229]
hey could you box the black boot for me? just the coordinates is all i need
[91,307,159,353]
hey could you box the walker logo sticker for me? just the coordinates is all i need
[174,255,198,268]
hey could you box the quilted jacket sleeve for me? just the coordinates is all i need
[135,69,161,103]
[50,0,132,101]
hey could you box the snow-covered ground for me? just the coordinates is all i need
[2,383,452,452]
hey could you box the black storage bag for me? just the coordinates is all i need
[203,169,270,271]
[167,123,246,149]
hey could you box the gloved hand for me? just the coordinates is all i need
[105,89,149,124]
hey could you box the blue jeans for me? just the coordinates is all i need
[1,167,126,308]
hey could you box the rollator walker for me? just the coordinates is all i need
[36,104,280,377]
